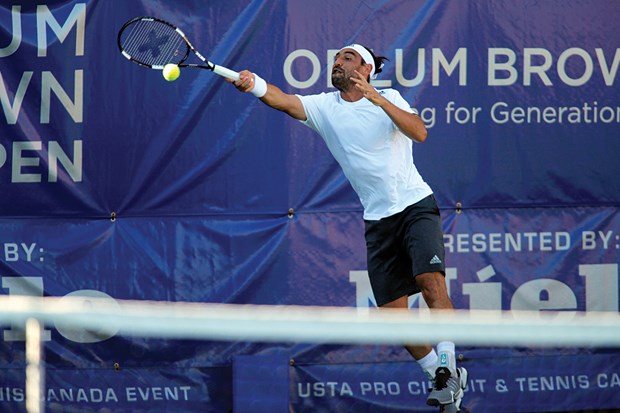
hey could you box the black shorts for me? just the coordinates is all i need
[364,194,445,306]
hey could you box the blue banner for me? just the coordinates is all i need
[1,0,619,412]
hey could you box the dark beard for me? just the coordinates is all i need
[331,70,351,92]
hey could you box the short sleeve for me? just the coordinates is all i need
[296,93,327,133]
[388,90,418,115]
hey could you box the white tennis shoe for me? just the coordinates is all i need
[427,366,468,409]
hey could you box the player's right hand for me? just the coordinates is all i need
[230,70,256,93]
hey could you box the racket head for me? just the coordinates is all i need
[117,16,192,69]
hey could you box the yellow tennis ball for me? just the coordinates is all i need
[162,64,180,81]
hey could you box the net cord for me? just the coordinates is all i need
[5,296,619,410]
[1,296,619,347]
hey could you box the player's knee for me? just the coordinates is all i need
[416,272,449,302]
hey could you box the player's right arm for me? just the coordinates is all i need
[231,70,306,121]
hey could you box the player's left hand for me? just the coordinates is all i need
[351,70,384,106]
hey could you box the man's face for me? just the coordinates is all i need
[331,49,368,92]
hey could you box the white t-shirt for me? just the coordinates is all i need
[298,89,432,221]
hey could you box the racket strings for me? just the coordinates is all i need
[120,21,187,66]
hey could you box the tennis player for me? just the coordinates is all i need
[231,44,467,410]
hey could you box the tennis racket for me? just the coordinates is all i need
[117,16,240,81]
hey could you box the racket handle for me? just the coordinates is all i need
[211,64,240,81]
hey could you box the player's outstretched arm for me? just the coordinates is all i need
[231,70,306,121]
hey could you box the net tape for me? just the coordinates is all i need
[1,296,619,347]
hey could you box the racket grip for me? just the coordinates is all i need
[211,64,240,81]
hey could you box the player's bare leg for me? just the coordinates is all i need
[380,295,434,360]
[381,273,468,411]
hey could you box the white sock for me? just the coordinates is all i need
[437,341,456,372]
[417,349,438,380]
